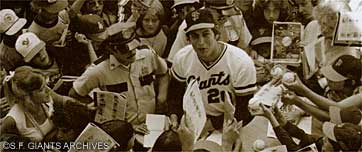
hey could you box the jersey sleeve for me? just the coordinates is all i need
[233,56,257,96]
[73,66,102,96]
[170,49,187,82]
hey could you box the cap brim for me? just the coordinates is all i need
[42,0,68,13]
[87,31,108,42]
[171,1,196,9]
[185,23,215,33]
[24,41,46,62]
[322,122,337,142]
[193,140,223,151]
[320,65,347,82]
[329,106,342,124]
[5,18,27,36]
[220,7,240,16]
[107,22,136,36]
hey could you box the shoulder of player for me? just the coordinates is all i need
[224,43,251,60]
[172,45,194,62]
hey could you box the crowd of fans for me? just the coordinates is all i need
[0,0,361,151]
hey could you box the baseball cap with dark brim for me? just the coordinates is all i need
[322,122,362,142]
[24,41,46,62]
[320,65,347,82]
[33,0,68,14]
[329,106,362,125]
[184,9,216,33]
[5,18,27,36]
[320,54,361,82]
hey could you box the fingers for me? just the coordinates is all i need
[134,124,149,134]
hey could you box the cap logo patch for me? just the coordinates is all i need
[191,11,200,21]
[4,13,14,23]
[97,22,104,30]
[335,59,343,67]
[226,0,234,5]
[22,38,30,47]
[48,0,57,3]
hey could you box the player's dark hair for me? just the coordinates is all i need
[152,130,182,152]
[100,120,134,151]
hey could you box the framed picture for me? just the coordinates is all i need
[333,12,362,47]
[271,22,303,64]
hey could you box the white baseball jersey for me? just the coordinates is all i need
[171,42,257,116]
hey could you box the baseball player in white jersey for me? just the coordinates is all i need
[168,8,257,130]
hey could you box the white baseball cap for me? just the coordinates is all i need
[0,9,27,35]
[15,32,46,62]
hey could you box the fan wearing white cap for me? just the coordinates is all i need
[0,9,27,72]
[15,32,60,79]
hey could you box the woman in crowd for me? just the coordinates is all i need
[136,7,168,57]
[0,66,94,142]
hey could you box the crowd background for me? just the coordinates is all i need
[0,0,361,151]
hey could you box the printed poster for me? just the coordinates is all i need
[333,12,362,47]
[68,123,119,152]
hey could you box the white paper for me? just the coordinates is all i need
[182,80,207,143]
[206,130,222,146]
[144,114,168,147]
[303,37,325,79]
[68,123,118,152]
[249,82,282,114]
[296,143,318,152]
[94,91,128,124]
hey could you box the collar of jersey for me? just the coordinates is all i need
[109,51,146,70]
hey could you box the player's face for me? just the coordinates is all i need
[188,28,219,61]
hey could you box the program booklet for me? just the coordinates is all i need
[333,12,362,47]
[182,80,207,143]
[93,91,128,124]
[68,123,119,152]
[271,21,303,64]
[143,114,169,148]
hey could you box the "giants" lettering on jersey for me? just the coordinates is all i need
[187,72,230,90]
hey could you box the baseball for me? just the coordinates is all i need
[282,72,296,83]
[271,67,284,78]
[253,139,266,151]
[282,36,292,47]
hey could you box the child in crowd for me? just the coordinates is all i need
[136,7,168,57]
